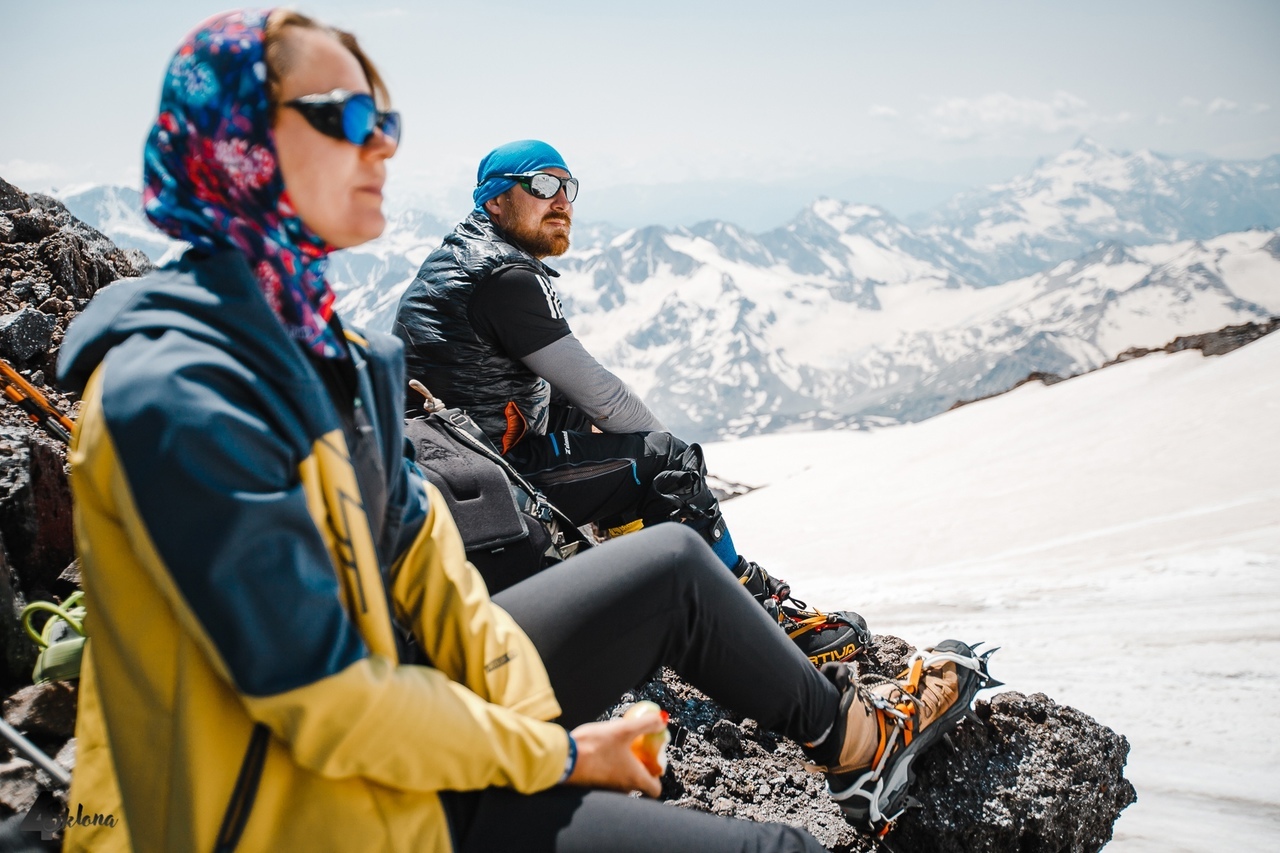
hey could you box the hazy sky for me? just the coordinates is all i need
[3,0,1278,229]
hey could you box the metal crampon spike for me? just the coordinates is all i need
[977,647,1004,688]
[903,795,923,811]
[941,733,957,753]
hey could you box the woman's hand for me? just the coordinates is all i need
[564,714,668,797]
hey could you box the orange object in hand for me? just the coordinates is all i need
[623,700,671,776]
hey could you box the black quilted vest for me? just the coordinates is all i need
[393,212,556,445]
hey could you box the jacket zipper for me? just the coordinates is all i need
[213,723,270,853]
[530,458,636,486]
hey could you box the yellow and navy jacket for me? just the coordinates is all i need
[56,250,568,852]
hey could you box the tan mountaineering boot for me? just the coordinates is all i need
[803,640,995,836]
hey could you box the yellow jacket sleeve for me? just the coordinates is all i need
[389,484,563,719]
[241,654,569,795]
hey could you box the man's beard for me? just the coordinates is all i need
[507,212,571,257]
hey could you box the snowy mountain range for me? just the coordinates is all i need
[53,138,1280,441]
[913,138,1280,285]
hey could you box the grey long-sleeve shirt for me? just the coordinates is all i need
[522,334,666,434]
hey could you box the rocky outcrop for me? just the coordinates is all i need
[0,682,79,819]
[949,316,1280,412]
[0,175,147,690]
[0,176,145,838]
[1105,316,1280,361]
[618,637,1134,853]
[0,175,151,382]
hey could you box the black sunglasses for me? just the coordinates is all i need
[283,88,401,147]
[501,171,579,203]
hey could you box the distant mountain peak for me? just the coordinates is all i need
[1067,135,1112,156]
[810,197,891,220]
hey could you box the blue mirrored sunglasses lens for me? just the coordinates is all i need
[379,111,402,146]
[341,94,378,145]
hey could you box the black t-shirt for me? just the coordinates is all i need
[467,266,572,359]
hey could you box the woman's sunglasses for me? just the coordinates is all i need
[283,89,401,147]
[501,171,579,203]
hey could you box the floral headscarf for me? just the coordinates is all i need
[143,8,345,359]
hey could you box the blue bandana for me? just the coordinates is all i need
[473,140,569,211]
[143,9,346,359]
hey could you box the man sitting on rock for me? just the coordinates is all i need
[393,140,866,665]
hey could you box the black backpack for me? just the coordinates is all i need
[404,409,590,594]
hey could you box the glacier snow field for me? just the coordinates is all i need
[710,333,1280,851]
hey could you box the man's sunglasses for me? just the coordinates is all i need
[283,89,401,147]
[501,171,579,203]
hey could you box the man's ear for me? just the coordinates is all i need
[483,194,504,221]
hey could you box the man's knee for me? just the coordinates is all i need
[596,523,722,599]
[639,431,689,470]
[636,523,730,598]
[647,437,720,527]
[653,521,711,561]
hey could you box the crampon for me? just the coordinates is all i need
[826,640,1001,838]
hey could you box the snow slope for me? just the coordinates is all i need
[709,333,1280,851]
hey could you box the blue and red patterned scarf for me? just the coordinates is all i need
[143,8,346,359]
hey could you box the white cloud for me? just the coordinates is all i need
[1156,114,1175,126]
[354,6,410,18]
[1179,96,1202,108]
[922,91,1122,142]
[868,104,899,119]
[0,159,66,190]
[1252,103,1272,114]
[1207,97,1239,115]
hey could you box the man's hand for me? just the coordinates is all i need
[564,714,667,797]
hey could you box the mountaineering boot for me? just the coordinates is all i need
[735,559,871,665]
[803,640,996,837]
[734,558,790,620]
[779,604,872,667]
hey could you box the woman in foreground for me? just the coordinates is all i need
[58,9,988,852]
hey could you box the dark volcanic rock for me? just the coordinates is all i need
[613,637,1134,852]
[0,428,75,604]
[0,176,133,697]
[0,684,77,836]
[6,212,59,246]
[3,683,78,741]
[893,691,1135,853]
[0,177,150,383]
[0,545,32,691]
[0,425,77,687]
[0,310,56,364]
[1111,316,1280,360]
[0,180,30,216]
